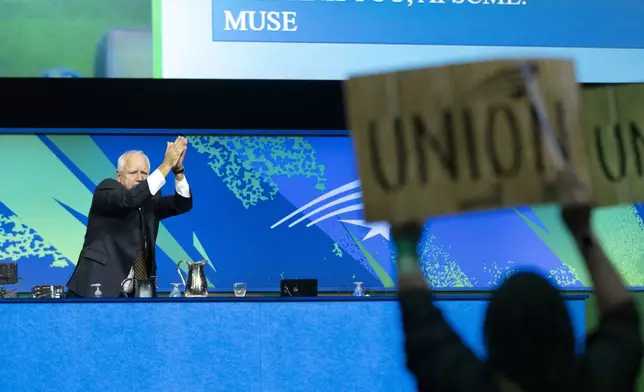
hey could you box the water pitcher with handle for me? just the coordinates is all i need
[177,260,208,297]
[121,276,158,298]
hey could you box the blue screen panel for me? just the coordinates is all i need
[0,132,642,291]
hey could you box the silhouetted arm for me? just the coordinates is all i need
[569,226,643,391]
[399,288,498,392]
[574,230,633,315]
[559,183,643,392]
[394,225,498,392]
[581,299,642,392]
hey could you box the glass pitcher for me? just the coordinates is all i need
[121,276,158,298]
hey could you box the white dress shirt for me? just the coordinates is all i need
[123,171,191,294]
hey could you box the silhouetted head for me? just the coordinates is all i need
[484,271,575,391]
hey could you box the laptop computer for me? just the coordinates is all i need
[280,279,318,297]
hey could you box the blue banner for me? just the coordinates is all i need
[212,0,644,48]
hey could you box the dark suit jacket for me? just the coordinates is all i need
[67,178,192,297]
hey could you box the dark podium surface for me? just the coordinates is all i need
[0,296,587,392]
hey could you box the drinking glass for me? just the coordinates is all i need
[169,283,182,298]
[233,282,247,298]
[353,282,364,297]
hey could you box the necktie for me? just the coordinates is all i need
[135,208,149,280]
[133,249,148,280]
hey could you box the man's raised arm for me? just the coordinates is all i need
[93,142,182,214]
[158,140,192,219]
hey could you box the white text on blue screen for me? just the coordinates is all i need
[224,11,299,32]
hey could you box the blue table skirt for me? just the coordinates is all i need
[0,296,587,392]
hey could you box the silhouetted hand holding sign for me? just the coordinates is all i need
[557,166,592,234]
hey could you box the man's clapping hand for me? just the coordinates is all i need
[174,136,187,170]
[163,136,187,168]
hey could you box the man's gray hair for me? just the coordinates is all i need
[116,150,151,173]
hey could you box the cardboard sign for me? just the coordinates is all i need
[344,59,590,223]
[584,84,644,206]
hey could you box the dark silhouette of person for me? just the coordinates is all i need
[392,168,643,392]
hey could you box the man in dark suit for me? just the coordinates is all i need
[67,137,193,297]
